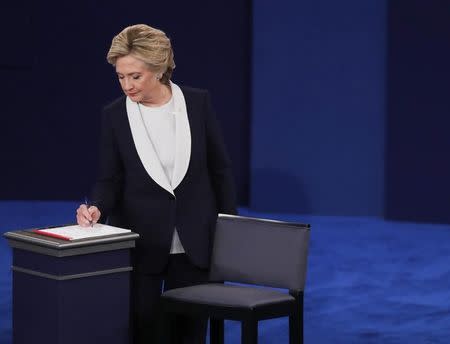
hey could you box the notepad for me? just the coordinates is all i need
[32,224,131,241]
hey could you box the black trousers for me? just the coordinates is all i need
[131,253,209,344]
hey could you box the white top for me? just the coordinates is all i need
[139,97,176,181]
[139,97,185,254]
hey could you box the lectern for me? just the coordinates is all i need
[4,228,139,344]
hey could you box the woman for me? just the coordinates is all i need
[76,24,237,343]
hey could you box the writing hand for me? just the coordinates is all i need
[76,204,101,227]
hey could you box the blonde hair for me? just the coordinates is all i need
[107,24,175,86]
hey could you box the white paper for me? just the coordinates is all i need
[36,224,131,240]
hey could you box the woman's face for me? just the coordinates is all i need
[115,55,161,104]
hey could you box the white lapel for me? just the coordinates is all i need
[170,82,191,189]
[125,82,191,195]
[126,97,174,196]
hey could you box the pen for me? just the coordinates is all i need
[85,196,94,228]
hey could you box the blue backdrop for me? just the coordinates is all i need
[1,1,450,223]
[385,0,450,223]
[251,0,386,216]
[0,1,251,205]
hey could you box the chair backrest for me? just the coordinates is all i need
[209,214,310,291]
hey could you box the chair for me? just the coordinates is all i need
[160,214,311,343]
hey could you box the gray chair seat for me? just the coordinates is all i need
[162,283,295,309]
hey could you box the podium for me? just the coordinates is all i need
[4,228,139,344]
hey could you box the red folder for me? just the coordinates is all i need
[32,229,72,241]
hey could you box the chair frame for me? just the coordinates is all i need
[161,214,310,344]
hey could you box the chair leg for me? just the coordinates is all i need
[289,292,304,344]
[289,314,301,344]
[160,311,174,344]
[241,319,258,344]
[210,318,224,344]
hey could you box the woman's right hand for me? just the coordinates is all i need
[76,204,101,227]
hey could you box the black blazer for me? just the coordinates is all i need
[91,85,237,273]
